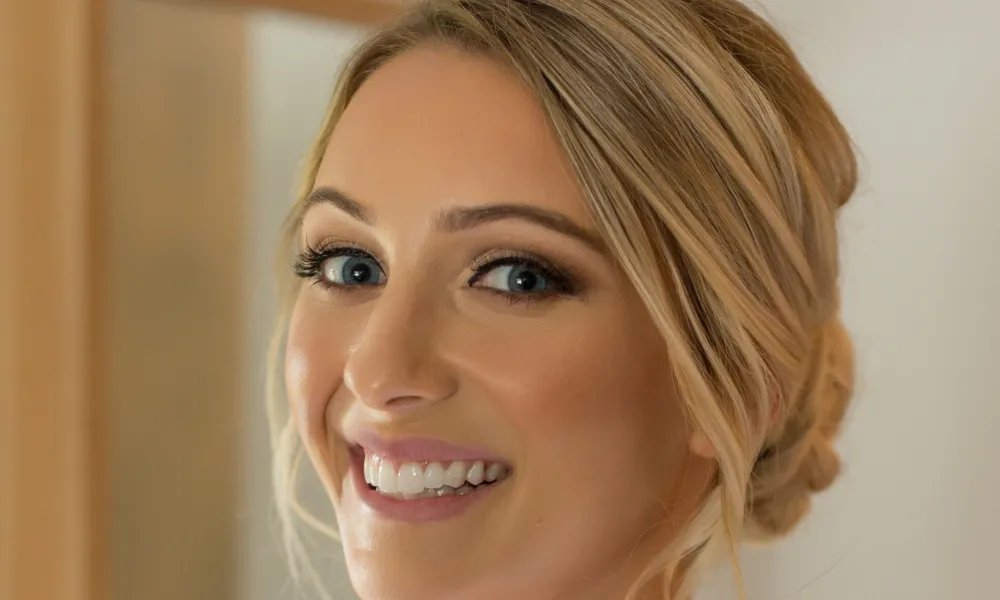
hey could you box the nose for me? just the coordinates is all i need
[342,283,457,413]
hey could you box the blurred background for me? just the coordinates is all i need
[2,0,997,599]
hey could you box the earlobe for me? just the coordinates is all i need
[689,395,781,461]
[689,430,717,460]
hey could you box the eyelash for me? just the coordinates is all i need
[292,242,581,306]
[292,241,376,286]
[467,250,578,304]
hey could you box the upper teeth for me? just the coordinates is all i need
[364,455,508,496]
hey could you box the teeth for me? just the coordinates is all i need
[424,463,445,490]
[486,463,504,483]
[363,454,509,498]
[467,461,485,486]
[377,460,398,494]
[444,461,467,488]
[485,462,503,482]
[397,463,425,495]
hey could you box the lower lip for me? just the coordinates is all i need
[349,450,505,524]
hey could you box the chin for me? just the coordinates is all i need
[341,544,508,600]
[332,449,519,600]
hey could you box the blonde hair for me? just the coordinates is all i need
[267,1,858,598]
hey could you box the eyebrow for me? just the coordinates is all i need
[303,187,373,224]
[303,186,609,256]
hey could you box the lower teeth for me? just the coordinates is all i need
[371,482,490,499]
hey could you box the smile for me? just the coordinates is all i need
[364,455,510,499]
[345,432,513,522]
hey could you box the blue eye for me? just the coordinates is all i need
[320,254,386,287]
[293,244,387,291]
[468,252,579,305]
[477,264,550,294]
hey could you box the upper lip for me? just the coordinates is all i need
[347,429,508,465]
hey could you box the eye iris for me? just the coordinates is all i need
[321,255,381,286]
[344,258,374,284]
[509,267,545,292]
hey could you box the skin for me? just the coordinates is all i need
[286,45,715,600]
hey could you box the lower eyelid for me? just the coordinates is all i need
[476,286,561,307]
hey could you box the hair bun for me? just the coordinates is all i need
[745,317,853,540]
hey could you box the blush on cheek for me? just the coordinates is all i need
[497,328,662,429]
[285,321,354,501]
[284,350,324,441]
[284,320,343,449]
[485,319,683,541]
[284,348,313,430]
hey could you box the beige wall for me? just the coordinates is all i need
[104,2,247,600]
[242,2,1000,599]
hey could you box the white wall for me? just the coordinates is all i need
[243,2,1000,599]
[704,0,1000,598]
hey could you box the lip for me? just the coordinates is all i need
[348,448,505,523]
[347,429,507,464]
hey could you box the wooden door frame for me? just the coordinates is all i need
[0,1,106,599]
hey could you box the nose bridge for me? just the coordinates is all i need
[343,278,454,411]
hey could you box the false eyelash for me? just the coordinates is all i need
[293,241,584,306]
[292,240,383,287]
[467,249,581,300]
[292,245,325,280]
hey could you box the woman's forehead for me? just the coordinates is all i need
[315,45,592,228]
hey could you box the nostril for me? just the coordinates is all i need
[383,395,427,409]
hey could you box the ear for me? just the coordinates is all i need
[689,430,716,460]
[768,389,783,429]
[689,392,783,460]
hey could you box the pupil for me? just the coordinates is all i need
[347,260,372,284]
[511,269,539,292]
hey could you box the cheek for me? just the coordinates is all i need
[285,296,352,454]
[466,313,689,502]
[456,311,697,578]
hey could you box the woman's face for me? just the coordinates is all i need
[287,45,713,600]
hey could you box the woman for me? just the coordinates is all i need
[269,0,857,598]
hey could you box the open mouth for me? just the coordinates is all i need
[358,449,512,500]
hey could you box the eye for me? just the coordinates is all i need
[320,254,386,287]
[476,264,551,295]
[293,244,386,291]
[467,251,579,305]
